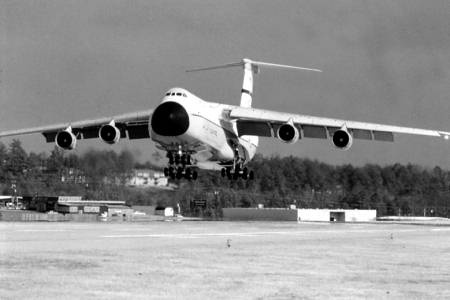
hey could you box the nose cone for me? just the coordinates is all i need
[151,102,190,136]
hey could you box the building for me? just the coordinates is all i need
[223,207,298,221]
[132,206,156,215]
[55,199,133,218]
[19,196,82,212]
[126,169,169,188]
[60,168,86,184]
[0,195,23,209]
[155,206,174,217]
[0,196,14,206]
[297,209,376,222]
[223,207,377,222]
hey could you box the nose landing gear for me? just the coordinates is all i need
[164,151,198,180]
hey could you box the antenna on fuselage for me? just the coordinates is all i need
[186,58,321,108]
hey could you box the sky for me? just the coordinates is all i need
[1,0,450,168]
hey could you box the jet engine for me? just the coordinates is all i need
[277,123,300,144]
[55,128,77,150]
[332,127,353,150]
[99,123,121,144]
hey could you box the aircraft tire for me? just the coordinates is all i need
[184,168,191,179]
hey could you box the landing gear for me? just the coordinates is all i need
[167,151,191,166]
[221,165,254,181]
[164,166,198,180]
[220,147,255,180]
[165,150,197,180]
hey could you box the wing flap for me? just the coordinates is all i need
[302,125,327,139]
[352,129,372,140]
[42,132,58,143]
[236,121,272,137]
[1,110,153,143]
[82,126,102,139]
[230,107,450,142]
[373,131,394,142]
[127,124,150,139]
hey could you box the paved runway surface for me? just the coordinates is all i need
[1,221,449,299]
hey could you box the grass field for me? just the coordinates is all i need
[1,221,449,299]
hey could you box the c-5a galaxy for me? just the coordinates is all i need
[1,58,450,180]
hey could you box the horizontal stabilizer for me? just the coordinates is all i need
[186,58,322,109]
[250,60,322,72]
[186,62,243,72]
[186,58,322,73]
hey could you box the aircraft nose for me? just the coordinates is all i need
[151,101,190,136]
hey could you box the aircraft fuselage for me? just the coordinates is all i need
[149,87,258,170]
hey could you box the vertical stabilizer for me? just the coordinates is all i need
[240,59,257,108]
[186,58,321,108]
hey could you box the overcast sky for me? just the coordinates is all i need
[1,0,450,168]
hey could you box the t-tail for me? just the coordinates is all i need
[187,58,322,108]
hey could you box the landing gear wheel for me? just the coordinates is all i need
[184,168,192,180]
[165,149,198,180]
[168,167,176,179]
[242,167,248,178]
[221,168,226,177]
[176,167,183,179]
[167,152,174,165]
[226,168,232,180]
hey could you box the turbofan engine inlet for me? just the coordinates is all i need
[55,129,77,150]
[99,123,121,144]
[277,123,300,144]
[332,128,353,150]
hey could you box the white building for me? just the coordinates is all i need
[126,169,168,188]
[297,209,376,222]
[223,208,377,222]
[155,206,174,217]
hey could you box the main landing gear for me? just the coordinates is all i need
[220,150,254,181]
[221,165,254,180]
[164,151,198,180]
[220,147,254,180]
[220,165,255,180]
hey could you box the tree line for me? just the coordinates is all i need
[0,140,449,218]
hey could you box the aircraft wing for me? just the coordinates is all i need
[230,107,450,142]
[0,110,153,142]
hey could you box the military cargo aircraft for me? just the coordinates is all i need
[1,58,449,180]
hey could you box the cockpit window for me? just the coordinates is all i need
[166,91,187,97]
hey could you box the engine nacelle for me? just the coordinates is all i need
[277,123,300,144]
[55,129,77,150]
[332,128,353,150]
[99,123,120,144]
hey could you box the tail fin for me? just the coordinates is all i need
[187,58,321,108]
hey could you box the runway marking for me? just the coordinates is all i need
[431,228,450,231]
[17,229,70,232]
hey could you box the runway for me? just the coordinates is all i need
[1,221,449,299]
